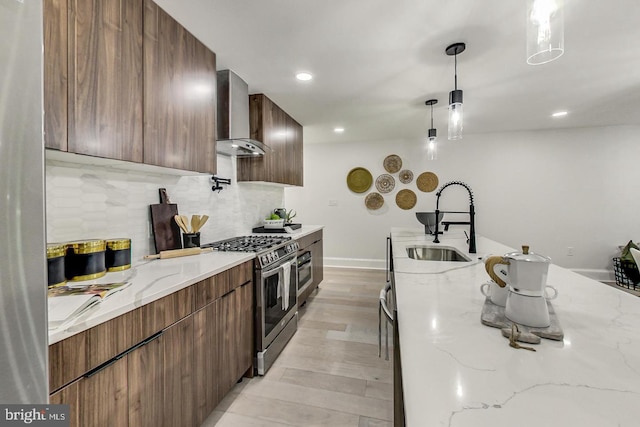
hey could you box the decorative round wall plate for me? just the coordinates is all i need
[396,189,417,210]
[383,154,402,173]
[375,174,395,193]
[416,172,439,192]
[398,169,413,184]
[365,192,384,210]
[347,167,373,193]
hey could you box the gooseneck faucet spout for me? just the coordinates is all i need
[433,181,476,254]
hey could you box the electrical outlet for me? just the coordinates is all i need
[328,199,338,206]
[567,247,574,256]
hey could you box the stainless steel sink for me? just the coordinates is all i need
[406,245,471,262]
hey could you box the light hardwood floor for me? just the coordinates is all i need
[203,268,393,427]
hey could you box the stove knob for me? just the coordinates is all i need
[274,252,279,260]
[261,255,268,265]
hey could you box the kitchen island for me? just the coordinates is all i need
[391,228,640,426]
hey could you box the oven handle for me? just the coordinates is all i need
[297,251,312,264]
[263,254,297,274]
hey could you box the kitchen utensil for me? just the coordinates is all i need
[480,280,509,306]
[486,245,554,327]
[197,215,209,231]
[416,172,439,192]
[191,215,200,234]
[487,246,551,294]
[505,290,551,327]
[174,215,189,234]
[150,188,182,253]
[395,189,417,210]
[365,192,384,210]
[383,154,402,173]
[180,215,190,232]
[143,247,213,260]
[375,174,395,193]
[347,167,373,193]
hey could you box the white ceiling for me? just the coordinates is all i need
[156,0,640,144]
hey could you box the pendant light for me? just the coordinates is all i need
[526,0,564,65]
[425,99,438,160]
[446,42,465,140]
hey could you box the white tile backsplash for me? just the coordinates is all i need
[45,155,284,260]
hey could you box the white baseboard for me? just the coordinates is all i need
[324,257,385,270]
[570,268,614,283]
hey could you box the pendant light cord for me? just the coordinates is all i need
[430,104,434,128]
[454,53,458,91]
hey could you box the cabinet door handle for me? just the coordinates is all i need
[84,331,164,378]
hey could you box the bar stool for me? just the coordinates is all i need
[378,281,394,360]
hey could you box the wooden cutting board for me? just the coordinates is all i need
[150,188,181,253]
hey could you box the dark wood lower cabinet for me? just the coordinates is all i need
[49,261,254,427]
[193,300,220,426]
[50,354,128,427]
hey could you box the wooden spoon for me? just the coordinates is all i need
[191,215,200,234]
[179,215,190,233]
[197,215,209,232]
[174,215,189,234]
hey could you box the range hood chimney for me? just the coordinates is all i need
[216,70,267,157]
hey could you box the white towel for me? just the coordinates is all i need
[281,260,292,311]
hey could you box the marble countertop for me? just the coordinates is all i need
[48,225,323,345]
[391,227,640,427]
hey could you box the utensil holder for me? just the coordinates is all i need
[182,232,200,249]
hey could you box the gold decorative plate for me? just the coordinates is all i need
[365,192,384,210]
[347,167,373,193]
[375,174,395,193]
[399,169,414,184]
[383,154,402,173]
[416,172,439,192]
[396,189,417,210]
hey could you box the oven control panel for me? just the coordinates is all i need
[258,241,299,269]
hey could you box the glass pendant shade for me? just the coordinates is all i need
[427,129,438,160]
[427,128,437,160]
[527,0,564,65]
[448,90,463,140]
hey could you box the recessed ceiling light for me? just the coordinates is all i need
[296,72,313,81]
[552,111,568,117]
[333,127,345,133]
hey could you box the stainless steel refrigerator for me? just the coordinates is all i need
[0,0,49,403]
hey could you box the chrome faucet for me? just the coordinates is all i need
[433,181,476,254]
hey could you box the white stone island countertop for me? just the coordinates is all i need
[48,225,324,345]
[391,227,640,427]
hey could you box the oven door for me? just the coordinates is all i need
[297,251,313,296]
[257,256,298,351]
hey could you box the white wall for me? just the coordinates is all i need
[46,155,284,260]
[285,125,640,280]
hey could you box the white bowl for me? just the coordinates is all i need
[263,219,285,229]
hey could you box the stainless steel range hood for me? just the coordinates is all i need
[217,70,267,157]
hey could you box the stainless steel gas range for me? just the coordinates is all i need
[202,235,299,375]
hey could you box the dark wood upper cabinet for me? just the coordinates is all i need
[67,0,144,162]
[143,0,217,174]
[239,94,303,186]
[43,0,68,151]
[43,0,217,174]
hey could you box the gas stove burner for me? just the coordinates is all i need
[203,235,292,253]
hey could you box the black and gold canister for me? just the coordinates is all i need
[65,239,107,281]
[106,238,131,272]
[47,243,67,288]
